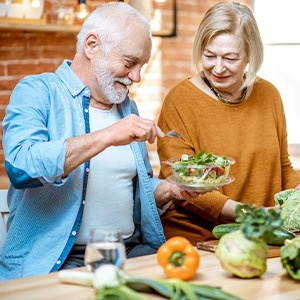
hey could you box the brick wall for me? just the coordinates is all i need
[0,0,250,186]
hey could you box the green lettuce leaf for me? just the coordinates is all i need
[281,237,300,280]
[274,189,300,232]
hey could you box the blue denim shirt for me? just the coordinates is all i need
[0,60,165,281]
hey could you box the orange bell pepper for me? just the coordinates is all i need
[157,236,200,281]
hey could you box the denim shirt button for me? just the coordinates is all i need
[56,260,61,265]
[82,200,85,205]
[84,108,89,113]
[86,167,89,173]
[71,231,77,236]
[84,90,89,95]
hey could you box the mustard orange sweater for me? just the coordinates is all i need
[157,77,300,245]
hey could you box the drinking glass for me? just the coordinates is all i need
[84,228,126,272]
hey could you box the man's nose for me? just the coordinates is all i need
[128,66,141,83]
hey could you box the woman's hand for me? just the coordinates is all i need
[264,204,281,212]
[219,199,282,224]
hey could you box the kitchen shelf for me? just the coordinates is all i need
[0,16,81,33]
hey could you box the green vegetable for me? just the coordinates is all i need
[274,188,300,232]
[127,277,241,300]
[266,228,296,246]
[235,204,283,241]
[281,237,300,280]
[96,285,143,300]
[179,150,230,167]
[93,265,126,289]
[58,269,94,286]
[212,224,241,239]
[213,223,295,246]
[58,265,241,300]
[172,150,233,185]
[215,204,284,278]
[216,230,268,278]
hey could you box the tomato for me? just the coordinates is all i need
[209,166,225,176]
[216,166,225,176]
[157,236,200,281]
[188,168,197,174]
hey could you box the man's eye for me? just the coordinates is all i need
[124,60,135,68]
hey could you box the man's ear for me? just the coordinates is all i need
[84,32,100,59]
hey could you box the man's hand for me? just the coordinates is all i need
[105,114,164,146]
[154,180,203,208]
[64,114,163,176]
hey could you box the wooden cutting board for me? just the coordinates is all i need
[196,240,281,258]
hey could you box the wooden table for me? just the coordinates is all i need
[0,250,299,300]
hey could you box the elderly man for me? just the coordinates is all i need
[0,2,198,281]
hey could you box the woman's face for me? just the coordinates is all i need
[202,32,248,94]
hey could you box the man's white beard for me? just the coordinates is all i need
[95,61,132,104]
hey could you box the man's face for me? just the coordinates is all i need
[94,56,132,104]
[93,26,152,105]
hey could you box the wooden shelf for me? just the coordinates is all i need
[0,16,81,33]
[0,22,81,33]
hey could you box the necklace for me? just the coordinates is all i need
[201,75,247,104]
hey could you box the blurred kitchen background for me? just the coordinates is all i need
[0,0,299,187]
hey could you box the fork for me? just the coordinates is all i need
[164,130,185,141]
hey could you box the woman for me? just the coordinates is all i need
[157,1,300,245]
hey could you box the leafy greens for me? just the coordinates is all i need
[274,188,300,232]
[179,150,229,167]
[281,237,300,280]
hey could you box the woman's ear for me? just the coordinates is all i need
[84,33,100,59]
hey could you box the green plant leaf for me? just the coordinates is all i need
[126,277,173,298]
[235,203,283,242]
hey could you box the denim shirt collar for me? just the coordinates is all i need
[55,60,87,97]
[55,60,131,115]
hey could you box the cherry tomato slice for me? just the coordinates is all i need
[188,168,197,174]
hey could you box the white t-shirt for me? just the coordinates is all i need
[76,105,137,244]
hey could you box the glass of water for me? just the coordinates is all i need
[85,228,126,272]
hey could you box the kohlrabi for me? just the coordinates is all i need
[215,204,283,278]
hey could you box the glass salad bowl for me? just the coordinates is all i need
[165,151,235,192]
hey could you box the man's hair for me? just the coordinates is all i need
[76,2,151,54]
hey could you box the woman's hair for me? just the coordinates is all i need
[192,1,264,88]
[76,2,151,54]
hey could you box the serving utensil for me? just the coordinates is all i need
[164,130,185,141]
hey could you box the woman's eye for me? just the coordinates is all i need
[225,57,238,62]
[204,54,215,59]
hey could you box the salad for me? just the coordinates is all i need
[168,150,234,185]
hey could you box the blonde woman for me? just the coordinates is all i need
[157,1,300,245]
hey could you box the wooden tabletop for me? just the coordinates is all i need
[0,249,299,300]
